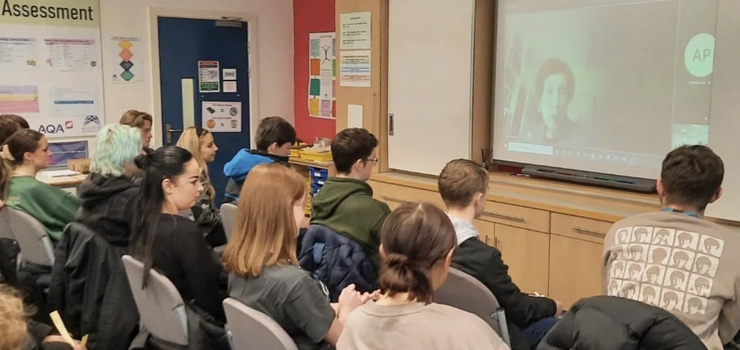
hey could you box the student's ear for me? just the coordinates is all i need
[379,244,386,259]
[266,142,279,154]
[710,187,723,204]
[656,178,665,199]
[474,192,486,206]
[443,248,455,269]
[23,151,33,162]
[162,178,174,195]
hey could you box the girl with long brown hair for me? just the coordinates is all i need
[223,163,370,350]
[337,202,509,350]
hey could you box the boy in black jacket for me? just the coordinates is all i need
[439,159,562,350]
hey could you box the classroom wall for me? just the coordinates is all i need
[293,0,337,143]
[98,0,295,145]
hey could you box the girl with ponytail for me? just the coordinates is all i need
[130,146,227,324]
[337,202,509,350]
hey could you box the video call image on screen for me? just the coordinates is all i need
[493,0,717,179]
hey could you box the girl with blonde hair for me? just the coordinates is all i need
[224,163,370,350]
[176,126,224,246]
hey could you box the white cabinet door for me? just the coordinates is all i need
[387,0,475,175]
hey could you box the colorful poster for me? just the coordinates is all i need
[340,50,371,87]
[110,36,145,83]
[340,12,371,50]
[308,32,336,119]
[198,60,220,93]
[0,85,39,113]
[45,38,98,71]
[0,37,37,71]
[0,0,105,139]
[202,101,241,132]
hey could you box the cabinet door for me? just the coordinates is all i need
[387,0,474,175]
[549,234,604,308]
[494,224,550,295]
[368,180,443,211]
[473,219,495,246]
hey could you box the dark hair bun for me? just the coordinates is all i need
[134,148,155,170]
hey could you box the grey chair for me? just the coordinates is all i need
[435,267,511,347]
[220,203,238,241]
[122,255,189,346]
[5,207,55,267]
[223,298,298,350]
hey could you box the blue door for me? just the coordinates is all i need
[158,17,250,206]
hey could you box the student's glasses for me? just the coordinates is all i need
[364,157,379,165]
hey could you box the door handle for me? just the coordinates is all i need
[571,226,605,237]
[165,123,183,144]
[480,211,525,223]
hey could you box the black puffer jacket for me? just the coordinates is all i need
[48,223,139,350]
[76,173,139,246]
[538,296,708,350]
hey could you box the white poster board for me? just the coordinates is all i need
[0,0,105,139]
[202,101,241,132]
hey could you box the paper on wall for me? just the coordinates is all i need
[340,12,371,50]
[202,101,241,132]
[348,104,364,128]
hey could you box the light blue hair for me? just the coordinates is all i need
[90,124,142,176]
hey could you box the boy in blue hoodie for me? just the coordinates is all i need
[222,116,296,203]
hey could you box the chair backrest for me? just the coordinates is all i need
[220,203,238,240]
[0,208,15,240]
[6,207,55,266]
[223,298,298,350]
[121,255,188,346]
[435,267,511,346]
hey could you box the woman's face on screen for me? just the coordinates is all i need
[540,73,569,123]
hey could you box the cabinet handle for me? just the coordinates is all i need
[484,235,490,245]
[572,226,605,236]
[480,211,525,223]
[381,196,404,204]
[494,237,499,248]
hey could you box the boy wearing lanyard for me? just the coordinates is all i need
[602,145,740,350]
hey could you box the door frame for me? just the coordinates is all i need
[147,7,259,148]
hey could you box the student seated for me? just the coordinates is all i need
[310,128,390,263]
[337,202,509,350]
[1,114,29,183]
[130,146,227,323]
[223,163,370,350]
[119,110,153,149]
[76,124,142,246]
[222,116,296,203]
[176,127,225,247]
[439,159,561,350]
[0,285,86,350]
[603,145,740,350]
[5,129,79,242]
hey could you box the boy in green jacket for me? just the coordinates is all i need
[310,128,390,262]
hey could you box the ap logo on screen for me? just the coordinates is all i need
[685,33,715,78]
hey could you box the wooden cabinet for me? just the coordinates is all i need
[473,219,495,246]
[549,233,605,309]
[495,224,550,295]
[551,213,611,243]
[480,201,550,233]
[368,180,444,210]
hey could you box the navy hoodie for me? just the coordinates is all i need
[222,149,288,203]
